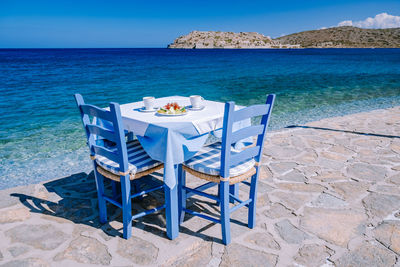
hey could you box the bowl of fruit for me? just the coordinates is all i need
[157,102,187,116]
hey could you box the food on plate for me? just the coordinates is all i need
[157,102,187,115]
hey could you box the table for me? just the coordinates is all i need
[117,96,247,239]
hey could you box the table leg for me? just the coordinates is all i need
[178,164,187,224]
[164,165,179,240]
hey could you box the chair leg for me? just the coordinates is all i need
[216,184,221,205]
[178,165,186,225]
[93,164,107,224]
[229,184,239,204]
[220,181,231,245]
[127,132,134,141]
[111,180,118,199]
[165,165,179,240]
[120,174,132,239]
[248,173,259,229]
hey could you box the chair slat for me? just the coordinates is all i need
[92,144,119,163]
[230,125,264,144]
[233,104,270,122]
[229,145,260,167]
[80,104,113,122]
[86,124,117,142]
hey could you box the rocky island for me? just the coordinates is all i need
[168,26,400,49]
[168,31,299,49]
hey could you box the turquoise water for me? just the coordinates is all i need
[1,48,400,189]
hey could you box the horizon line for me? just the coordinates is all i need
[0,47,398,50]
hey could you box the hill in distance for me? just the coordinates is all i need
[276,26,400,48]
[168,26,400,48]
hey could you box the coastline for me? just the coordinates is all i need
[2,104,399,192]
[168,27,400,49]
[167,47,400,49]
[1,101,400,191]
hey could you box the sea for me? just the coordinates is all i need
[1,48,400,189]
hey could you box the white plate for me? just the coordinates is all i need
[138,107,158,113]
[187,105,205,111]
[156,110,188,116]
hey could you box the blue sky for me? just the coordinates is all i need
[1,0,399,48]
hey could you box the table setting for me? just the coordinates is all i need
[139,95,205,115]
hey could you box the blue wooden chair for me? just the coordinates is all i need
[178,94,275,245]
[74,94,166,239]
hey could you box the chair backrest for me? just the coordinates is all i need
[220,94,275,178]
[74,94,129,173]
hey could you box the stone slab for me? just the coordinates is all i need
[5,224,68,251]
[373,220,400,254]
[300,207,366,247]
[363,192,400,219]
[275,219,310,244]
[54,236,111,265]
[244,232,280,250]
[117,236,159,265]
[294,244,334,267]
[220,243,278,267]
[334,241,396,267]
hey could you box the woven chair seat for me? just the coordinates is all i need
[97,164,164,182]
[183,142,256,184]
[182,165,256,185]
[96,139,162,178]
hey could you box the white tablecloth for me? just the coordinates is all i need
[119,96,228,136]
[116,96,248,189]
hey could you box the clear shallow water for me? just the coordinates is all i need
[1,48,400,189]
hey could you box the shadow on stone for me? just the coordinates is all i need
[286,125,400,139]
[178,197,250,244]
[10,171,172,240]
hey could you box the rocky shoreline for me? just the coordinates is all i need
[168,27,400,49]
[168,31,300,49]
[0,106,399,266]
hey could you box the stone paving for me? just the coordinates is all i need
[1,106,400,266]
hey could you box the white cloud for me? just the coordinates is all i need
[337,13,400,29]
[337,20,353,27]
